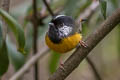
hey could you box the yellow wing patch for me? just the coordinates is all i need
[45,33,82,53]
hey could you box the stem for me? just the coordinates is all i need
[43,0,54,16]
[32,0,39,80]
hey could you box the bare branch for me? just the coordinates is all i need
[9,47,50,80]
[48,8,120,80]
[25,7,62,23]
[32,0,39,79]
[43,0,54,16]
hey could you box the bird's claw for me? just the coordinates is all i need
[59,62,65,71]
[79,40,88,48]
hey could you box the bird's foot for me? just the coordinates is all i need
[79,40,88,48]
[59,61,65,71]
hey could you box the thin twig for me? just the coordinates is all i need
[32,0,39,80]
[9,47,50,80]
[43,0,54,16]
[86,57,102,80]
[25,7,62,23]
[48,8,120,80]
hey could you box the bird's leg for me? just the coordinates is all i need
[79,40,88,48]
[59,56,65,71]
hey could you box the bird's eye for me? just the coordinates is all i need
[49,22,55,27]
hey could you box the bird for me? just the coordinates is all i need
[45,15,87,54]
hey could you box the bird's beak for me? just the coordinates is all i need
[80,18,87,22]
[49,22,55,27]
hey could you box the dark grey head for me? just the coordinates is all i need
[48,15,75,43]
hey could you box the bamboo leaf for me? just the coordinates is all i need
[6,36,26,70]
[24,26,33,53]
[0,9,25,54]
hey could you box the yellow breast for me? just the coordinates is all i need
[45,33,82,53]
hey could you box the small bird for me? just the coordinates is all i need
[45,15,86,54]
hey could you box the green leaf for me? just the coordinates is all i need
[0,41,9,77]
[24,26,33,53]
[49,51,61,74]
[6,36,26,70]
[0,9,25,54]
[100,0,107,19]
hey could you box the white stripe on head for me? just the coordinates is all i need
[54,15,65,20]
[49,22,54,27]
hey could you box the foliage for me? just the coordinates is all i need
[0,9,25,54]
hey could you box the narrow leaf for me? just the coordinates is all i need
[24,26,33,53]
[100,0,107,19]
[0,41,9,77]
[6,36,26,70]
[0,9,25,54]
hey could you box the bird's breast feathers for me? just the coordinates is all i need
[45,33,82,53]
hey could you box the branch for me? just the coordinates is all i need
[86,57,102,80]
[25,7,62,23]
[32,0,38,53]
[9,47,50,80]
[43,0,54,16]
[32,0,39,79]
[48,8,120,80]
